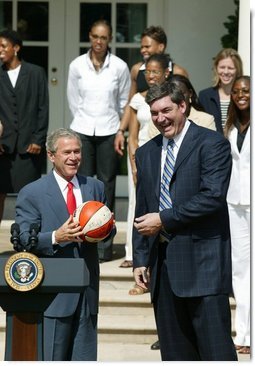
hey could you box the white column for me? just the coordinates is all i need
[238,0,250,75]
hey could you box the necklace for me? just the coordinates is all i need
[92,61,103,70]
[91,54,105,71]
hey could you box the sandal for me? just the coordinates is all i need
[238,346,250,354]
[235,345,243,350]
[128,284,149,295]
[119,260,133,268]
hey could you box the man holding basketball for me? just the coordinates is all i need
[14,128,114,361]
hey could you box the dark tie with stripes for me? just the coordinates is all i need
[159,139,175,211]
[159,139,175,240]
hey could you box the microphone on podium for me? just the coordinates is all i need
[27,223,39,250]
[28,224,39,250]
[10,223,22,251]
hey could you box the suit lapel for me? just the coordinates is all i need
[45,172,70,224]
[0,65,14,92]
[15,61,29,91]
[174,122,197,173]
[228,127,239,156]
[147,124,198,202]
[229,125,250,156]
[45,174,94,223]
[148,136,162,201]
[78,176,93,202]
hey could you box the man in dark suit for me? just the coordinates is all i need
[15,128,115,361]
[132,81,237,360]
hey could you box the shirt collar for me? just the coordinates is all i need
[87,49,110,69]
[53,170,79,192]
[162,119,190,150]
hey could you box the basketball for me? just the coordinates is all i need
[73,201,114,242]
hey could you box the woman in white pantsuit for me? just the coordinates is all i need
[225,75,250,355]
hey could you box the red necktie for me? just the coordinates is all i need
[67,182,76,215]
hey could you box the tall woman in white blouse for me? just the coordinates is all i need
[67,19,131,261]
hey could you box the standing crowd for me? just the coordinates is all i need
[0,20,250,361]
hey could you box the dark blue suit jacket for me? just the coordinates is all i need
[133,122,232,300]
[15,171,110,317]
[198,87,223,134]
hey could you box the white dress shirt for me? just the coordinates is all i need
[7,64,21,87]
[52,171,83,244]
[67,50,131,136]
[161,119,190,177]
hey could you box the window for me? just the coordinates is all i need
[79,1,147,68]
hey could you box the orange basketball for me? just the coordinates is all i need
[73,201,114,242]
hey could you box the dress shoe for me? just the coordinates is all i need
[151,340,160,350]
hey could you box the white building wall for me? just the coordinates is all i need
[238,0,250,74]
[162,0,239,92]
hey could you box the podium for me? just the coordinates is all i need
[0,257,89,361]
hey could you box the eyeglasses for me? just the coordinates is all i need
[231,88,250,96]
[144,70,162,76]
[90,34,109,42]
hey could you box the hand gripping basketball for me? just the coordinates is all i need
[73,201,114,242]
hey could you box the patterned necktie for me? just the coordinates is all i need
[67,182,76,215]
[159,139,175,211]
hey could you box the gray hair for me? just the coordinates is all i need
[145,80,186,106]
[46,128,82,153]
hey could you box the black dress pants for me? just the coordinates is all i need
[78,133,119,261]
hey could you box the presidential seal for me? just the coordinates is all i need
[4,252,44,292]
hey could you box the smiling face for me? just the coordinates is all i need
[48,137,81,181]
[144,60,169,87]
[216,57,237,87]
[150,95,187,139]
[0,37,20,65]
[140,36,165,61]
[231,78,250,111]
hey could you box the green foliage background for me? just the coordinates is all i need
[221,0,239,49]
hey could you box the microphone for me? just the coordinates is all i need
[10,223,21,251]
[28,223,39,249]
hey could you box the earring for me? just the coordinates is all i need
[189,97,192,103]
[14,51,17,57]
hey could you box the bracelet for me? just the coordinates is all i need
[116,129,124,135]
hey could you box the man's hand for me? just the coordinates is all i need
[133,266,150,291]
[134,213,162,236]
[55,215,84,243]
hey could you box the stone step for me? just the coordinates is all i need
[98,313,157,344]
[0,221,237,343]
[99,289,153,317]
[98,342,161,362]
